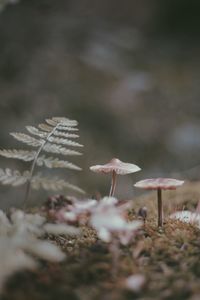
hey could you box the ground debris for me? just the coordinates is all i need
[2,182,200,300]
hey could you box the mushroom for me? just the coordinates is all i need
[90,158,141,197]
[134,178,184,227]
[138,206,147,223]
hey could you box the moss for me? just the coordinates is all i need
[2,182,200,300]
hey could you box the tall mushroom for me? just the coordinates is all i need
[90,158,141,197]
[134,178,184,228]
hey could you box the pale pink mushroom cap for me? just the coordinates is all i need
[134,178,184,190]
[90,158,141,175]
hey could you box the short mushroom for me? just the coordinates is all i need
[134,178,184,228]
[138,206,147,223]
[90,158,141,197]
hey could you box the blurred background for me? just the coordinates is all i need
[1,0,200,207]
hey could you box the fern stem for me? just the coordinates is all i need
[23,124,59,207]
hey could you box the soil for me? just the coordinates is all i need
[2,181,200,300]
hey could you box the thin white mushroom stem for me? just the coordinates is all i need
[109,170,117,196]
[157,188,163,227]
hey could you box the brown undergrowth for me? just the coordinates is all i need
[2,182,200,300]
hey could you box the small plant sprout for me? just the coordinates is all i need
[134,178,184,228]
[90,158,141,196]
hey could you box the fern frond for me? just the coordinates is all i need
[26,126,48,138]
[57,125,79,131]
[45,119,58,127]
[47,136,83,147]
[36,155,82,170]
[46,118,78,127]
[0,168,30,186]
[44,118,78,129]
[0,149,36,162]
[31,176,85,194]
[10,133,44,147]
[53,130,79,138]
[0,116,84,205]
[52,117,78,127]
[38,124,53,132]
[43,143,82,156]
[0,150,81,170]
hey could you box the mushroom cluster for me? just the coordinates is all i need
[90,157,185,229]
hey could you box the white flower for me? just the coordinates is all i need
[59,211,77,222]
[55,199,98,224]
[99,196,118,207]
[90,197,142,244]
[72,199,97,213]
[118,221,142,245]
[91,207,126,231]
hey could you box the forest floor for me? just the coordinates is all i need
[1,181,200,300]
